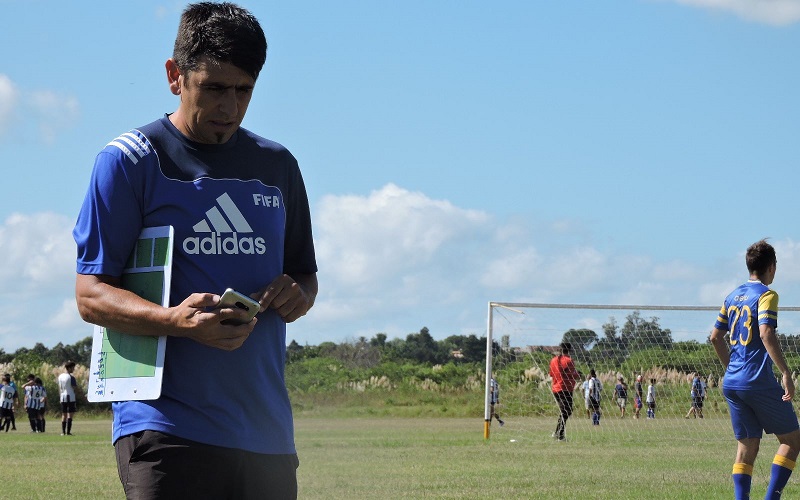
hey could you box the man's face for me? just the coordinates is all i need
[173,57,256,144]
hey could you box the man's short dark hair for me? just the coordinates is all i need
[65,361,76,370]
[746,239,776,276]
[173,2,267,81]
[560,342,571,354]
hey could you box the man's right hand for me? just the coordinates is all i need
[168,293,256,351]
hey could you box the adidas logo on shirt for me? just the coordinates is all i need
[183,193,267,255]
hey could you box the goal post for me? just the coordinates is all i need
[483,301,800,442]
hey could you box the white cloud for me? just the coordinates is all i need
[0,212,88,350]
[0,74,79,143]
[667,0,800,26]
[46,298,82,329]
[0,212,75,292]
[0,74,19,137]
[316,183,490,289]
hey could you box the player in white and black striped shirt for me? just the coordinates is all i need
[23,374,40,432]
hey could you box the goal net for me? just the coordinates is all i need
[483,302,800,445]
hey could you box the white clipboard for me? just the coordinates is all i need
[87,226,173,402]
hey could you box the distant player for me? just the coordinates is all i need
[36,377,47,433]
[23,374,43,432]
[710,239,800,500]
[582,373,591,419]
[0,375,17,432]
[614,376,628,418]
[646,379,656,419]
[549,342,581,441]
[58,361,79,436]
[489,376,504,427]
[588,369,602,425]
[2,373,18,430]
[685,373,704,419]
[633,375,643,419]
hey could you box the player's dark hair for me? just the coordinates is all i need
[34,377,43,385]
[559,342,571,354]
[173,2,267,81]
[64,361,76,370]
[746,239,776,276]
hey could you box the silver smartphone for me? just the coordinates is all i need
[219,288,261,325]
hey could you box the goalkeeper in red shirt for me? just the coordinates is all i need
[549,342,581,441]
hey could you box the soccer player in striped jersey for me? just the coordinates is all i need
[22,374,42,432]
[711,239,800,500]
[36,377,47,433]
[0,375,16,432]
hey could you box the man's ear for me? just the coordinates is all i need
[166,58,182,96]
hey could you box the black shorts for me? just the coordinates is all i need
[589,397,601,412]
[0,407,12,418]
[115,430,299,500]
[61,402,77,414]
[692,397,703,409]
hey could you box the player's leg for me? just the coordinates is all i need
[762,391,800,499]
[553,391,571,440]
[732,438,759,500]
[27,408,37,432]
[61,401,67,435]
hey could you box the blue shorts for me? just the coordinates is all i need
[723,386,799,439]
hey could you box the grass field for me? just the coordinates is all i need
[0,416,789,499]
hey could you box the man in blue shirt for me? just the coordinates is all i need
[711,239,800,500]
[73,3,317,498]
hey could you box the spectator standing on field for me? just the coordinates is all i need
[646,378,656,419]
[73,3,318,498]
[549,342,581,441]
[710,239,800,500]
[58,361,79,435]
[489,376,504,427]
[614,376,628,418]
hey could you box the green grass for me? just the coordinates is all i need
[0,415,789,499]
[0,418,120,499]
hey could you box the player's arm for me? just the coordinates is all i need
[710,326,730,369]
[254,272,318,323]
[761,323,795,401]
[75,273,256,351]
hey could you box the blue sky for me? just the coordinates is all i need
[2,0,800,351]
